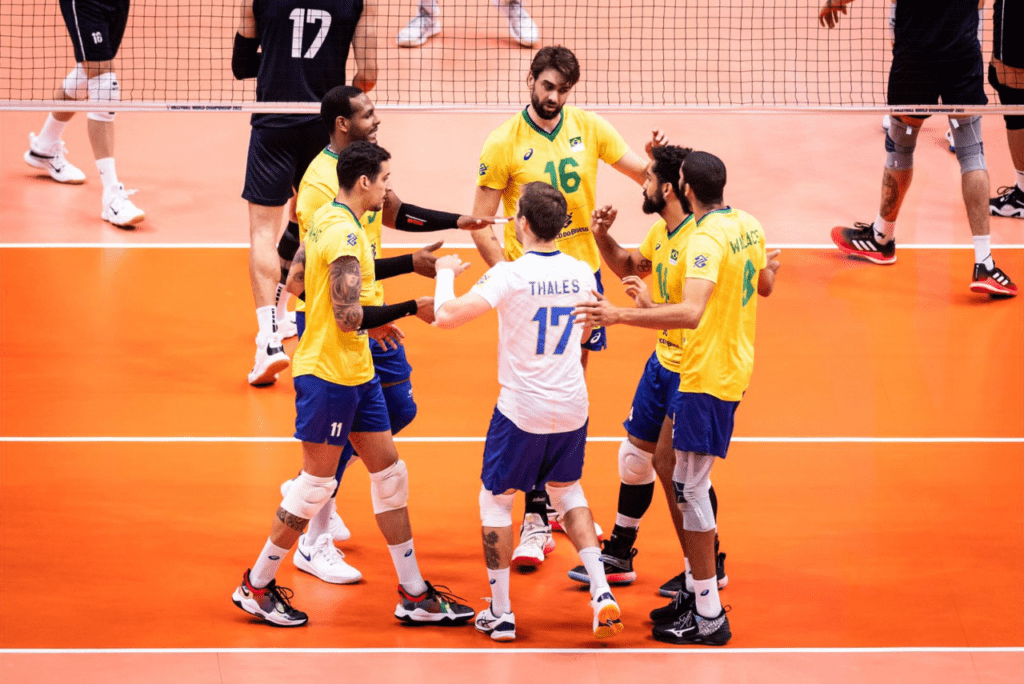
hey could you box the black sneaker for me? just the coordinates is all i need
[831,222,897,265]
[231,569,308,627]
[394,582,475,624]
[990,186,1024,218]
[568,538,638,585]
[652,607,732,646]
[650,584,696,624]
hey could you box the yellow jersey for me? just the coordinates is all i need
[292,201,376,386]
[477,106,629,271]
[638,214,696,373]
[295,146,385,311]
[677,208,767,402]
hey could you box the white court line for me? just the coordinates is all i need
[1,647,1021,655]
[3,242,1024,250]
[0,436,1020,444]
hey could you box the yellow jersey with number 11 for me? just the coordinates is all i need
[638,213,696,373]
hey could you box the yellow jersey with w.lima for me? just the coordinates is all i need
[477,106,629,271]
[295,146,385,312]
[677,207,767,402]
[292,201,376,386]
[638,213,696,373]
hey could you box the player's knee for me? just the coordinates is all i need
[383,381,417,435]
[62,64,89,100]
[674,479,716,532]
[369,459,409,514]
[277,221,301,263]
[884,117,921,170]
[950,116,986,174]
[618,439,655,485]
[280,470,337,520]
[478,486,515,527]
[545,481,588,517]
[85,72,119,123]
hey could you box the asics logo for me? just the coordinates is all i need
[589,331,601,344]
[700,589,709,596]
[489,579,496,585]
[404,549,413,557]
[269,555,281,561]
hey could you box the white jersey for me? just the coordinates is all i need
[472,250,597,434]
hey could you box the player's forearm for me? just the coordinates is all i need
[352,3,379,91]
[619,302,703,330]
[471,228,506,267]
[593,231,636,279]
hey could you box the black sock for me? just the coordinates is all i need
[524,489,549,525]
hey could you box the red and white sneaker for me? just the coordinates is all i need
[511,513,554,568]
[831,222,897,265]
[970,263,1018,298]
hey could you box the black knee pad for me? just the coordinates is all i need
[277,221,301,262]
[989,63,1024,131]
[709,484,718,517]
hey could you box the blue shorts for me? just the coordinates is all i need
[294,375,391,446]
[480,408,588,494]
[623,351,679,443]
[581,269,607,352]
[670,392,739,459]
[242,120,329,206]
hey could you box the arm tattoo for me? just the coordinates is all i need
[880,171,900,217]
[276,507,309,533]
[329,255,364,331]
[482,530,501,570]
[292,243,306,287]
[636,258,653,275]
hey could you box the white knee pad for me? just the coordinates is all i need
[479,486,514,527]
[86,72,120,122]
[950,116,987,174]
[618,439,655,485]
[545,481,589,517]
[63,64,89,100]
[280,470,336,520]
[672,451,717,532]
[885,117,921,170]
[369,459,409,514]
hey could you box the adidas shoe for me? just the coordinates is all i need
[101,183,145,228]
[24,133,86,184]
[475,606,516,641]
[280,478,350,541]
[511,513,555,568]
[231,569,308,627]
[990,186,1024,218]
[650,584,696,624]
[293,533,362,584]
[591,591,624,639]
[831,222,897,265]
[396,8,441,47]
[248,335,289,386]
[277,310,298,340]
[547,504,604,539]
[970,263,1018,298]
[652,606,732,646]
[501,0,539,47]
[394,582,474,624]
[568,540,638,585]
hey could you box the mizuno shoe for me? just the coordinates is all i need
[652,606,731,646]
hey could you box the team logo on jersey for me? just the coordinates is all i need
[693,254,708,269]
[569,136,584,152]
[523,148,533,160]
[479,162,489,177]
[669,249,679,265]
[347,233,358,246]
[475,274,490,286]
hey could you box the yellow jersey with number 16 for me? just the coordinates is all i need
[677,207,767,402]
[477,106,629,271]
[638,213,696,373]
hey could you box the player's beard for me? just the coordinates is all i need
[531,91,562,120]
[642,188,666,215]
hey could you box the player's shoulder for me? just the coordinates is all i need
[486,110,527,141]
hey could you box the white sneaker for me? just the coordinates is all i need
[591,590,624,639]
[501,1,539,47]
[511,513,554,568]
[277,310,298,340]
[881,114,891,132]
[101,183,145,228]
[475,606,516,641]
[397,8,441,47]
[248,335,289,386]
[24,133,86,184]
[549,506,603,539]
[293,533,362,584]
[280,477,351,541]
[945,128,956,153]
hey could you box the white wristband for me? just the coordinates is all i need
[434,268,456,316]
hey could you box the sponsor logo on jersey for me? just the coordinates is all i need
[347,233,358,246]
[479,162,489,176]
[523,148,533,160]
[694,254,708,269]
[569,136,584,152]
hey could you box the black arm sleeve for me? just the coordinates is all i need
[374,254,415,280]
[359,301,419,330]
[394,203,462,232]
[232,34,261,80]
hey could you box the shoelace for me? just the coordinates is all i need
[312,536,349,564]
[424,583,469,608]
[519,524,549,549]
[267,581,298,609]
[994,185,1019,198]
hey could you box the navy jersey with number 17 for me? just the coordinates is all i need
[251,0,364,128]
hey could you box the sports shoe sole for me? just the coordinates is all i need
[969,281,1018,298]
[394,607,473,624]
[293,550,362,585]
[593,601,624,639]
[248,355,290,386]
[831,226,897,265]
[652,625,732,646]
[231,588,308,627]
[990,206,1024,218]
[568,567,636,585]
[102,209,146,229]
[511,553,544,569]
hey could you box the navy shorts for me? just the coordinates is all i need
[623,351,679,444]
[60,0,130,63]
[369,336,414,383]
[581,268,607,352]
[887,53,988,110]
[670,392,739,459]
[243,120,329,206]
[294,374,391,446]
[480,408,588,494]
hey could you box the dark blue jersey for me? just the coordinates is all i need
[251,0,364,128]
[893,0,980,62]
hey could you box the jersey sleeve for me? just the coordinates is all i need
[685,229,727,284]
[638,224,658,261]
[477,131,510,191]
[296,179,335,239]
[471,263,510,308]
[592,112,630,165]
[322,219,365,265]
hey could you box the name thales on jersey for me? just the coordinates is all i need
[529,279,581,296]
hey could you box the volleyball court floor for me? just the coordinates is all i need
[1,110,1022,682]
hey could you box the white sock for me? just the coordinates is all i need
[684,557,695,592]
[579,546,610,597]
[96,157,119,192]
[1015,169,1024,192]
[250,538,290,588]
[306,495,335,540]
[614,513,641,529]
[973,235,994,269]
[388,539,427,596]
[275,284,291,324]
[693,576,722,618]
[419,0,439,15]
[873,214,896,244]
[35,114,69,151]
[487,567,511,615]
[256,305,277,339]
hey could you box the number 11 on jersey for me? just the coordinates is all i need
[531,306,576,355]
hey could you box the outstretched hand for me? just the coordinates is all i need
[622,275,654,308]
[457,215,498,230]
[368,323,405,351]
[572,290,622,327]
[645,129,670,159]
[590,205,618,237]
[435,253,472,276]
[766,248,782,274]
[413,241,443,277]
[819,0,850,28]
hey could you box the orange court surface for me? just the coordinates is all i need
[2,46,1024,684]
